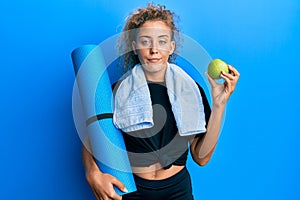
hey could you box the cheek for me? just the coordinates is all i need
[136,48,148,56]
[135,50,148,63]
[161,45,173,55]
[161,51,171,59]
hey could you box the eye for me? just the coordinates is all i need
[159,40,167,45]
[141,40,151,46]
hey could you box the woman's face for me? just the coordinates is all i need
[132,20,175,81]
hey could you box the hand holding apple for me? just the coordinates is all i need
[206,59,240,107]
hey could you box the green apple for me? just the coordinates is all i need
[207,59,229,79]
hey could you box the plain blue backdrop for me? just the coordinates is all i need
[1,0,299,199]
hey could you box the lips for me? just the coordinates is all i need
[148,58,161,63]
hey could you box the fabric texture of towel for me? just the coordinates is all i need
[113,63,206,136]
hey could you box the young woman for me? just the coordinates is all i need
[82,4,240,200]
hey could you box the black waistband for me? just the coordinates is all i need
[133,167,189,189]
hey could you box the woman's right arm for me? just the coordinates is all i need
[82,138,127,200]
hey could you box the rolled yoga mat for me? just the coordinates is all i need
[71,44,136,195]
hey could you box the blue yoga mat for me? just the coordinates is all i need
[71,44,136,195]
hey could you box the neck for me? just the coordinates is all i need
[144,66,167,83]
[145,74,165,83]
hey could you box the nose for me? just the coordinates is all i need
[150,43,158,54]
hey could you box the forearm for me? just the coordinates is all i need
[193,104,225,163]
[82,145,100,174]
[82,136,101,176]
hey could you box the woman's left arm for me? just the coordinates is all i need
[190,65,240,166]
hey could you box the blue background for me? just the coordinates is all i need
[1,0,299,199]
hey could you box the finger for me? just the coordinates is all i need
[227,65,240,87]
[220,73,232,94]
[103,192,115,200]
[205,72,217,87]
[228,65,240,77]
[92,188,102,200]
[107,191,122,200]
[102,196,110,200]
[221,70,235,81]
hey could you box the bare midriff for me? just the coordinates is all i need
[131,163,185,180]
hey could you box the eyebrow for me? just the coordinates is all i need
[139,35,170,39]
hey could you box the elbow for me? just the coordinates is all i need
[198,158,210,166]
[190,140,215,167]
[191,153,211,167]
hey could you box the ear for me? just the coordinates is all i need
[169,41,176,55]
[132,41,137,55]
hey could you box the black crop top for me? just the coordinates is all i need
[112,82,211,169]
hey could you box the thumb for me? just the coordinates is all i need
[206,72,217,87]
[111,177,128,193]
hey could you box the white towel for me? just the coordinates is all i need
[113,63,206,136]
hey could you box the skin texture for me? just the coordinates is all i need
[82,20,240,200]
[132,20,175,82]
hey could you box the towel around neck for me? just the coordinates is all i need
[113,63,206,136]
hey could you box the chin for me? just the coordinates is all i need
[143,63,165,72]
